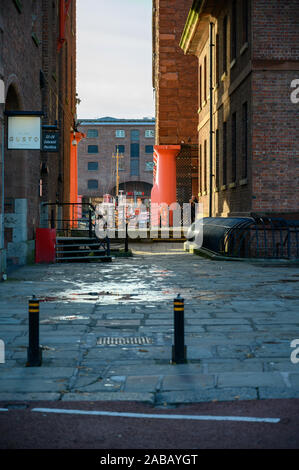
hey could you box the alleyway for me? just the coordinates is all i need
[0,244,298,404]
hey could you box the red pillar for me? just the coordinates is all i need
[151,145,180,227]
[70,132,85,228]
[151,145,180,205]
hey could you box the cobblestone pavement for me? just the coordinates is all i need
[0,242,299,404]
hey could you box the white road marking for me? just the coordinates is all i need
[31,408,280,423]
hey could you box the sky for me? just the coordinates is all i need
[76,0,155,120]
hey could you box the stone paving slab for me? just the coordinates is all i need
[258,388,299,399]
[0,367,74,379]
[0,379,68,393]
[217,372,287,388]
[162,374,215,391]
[123,375,161,393]
[0,393,61,401]
[156,388,258,404]
[61,392,155,403]
[0,246,299,404]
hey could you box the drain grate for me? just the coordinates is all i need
[97,336,153,346]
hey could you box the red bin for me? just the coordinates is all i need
[35,228,56,263]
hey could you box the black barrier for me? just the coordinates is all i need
[172,294,187,364]
[26,295,42,367]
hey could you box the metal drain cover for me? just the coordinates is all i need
[97,336,153,346]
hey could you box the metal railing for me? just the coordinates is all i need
[41,202,96,238]
[40,202,130,253]
[221,217,299,259]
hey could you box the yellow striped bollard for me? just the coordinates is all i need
[172,294,187,364]
[26,295,42,367]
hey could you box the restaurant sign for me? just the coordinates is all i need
[7,115,42,150]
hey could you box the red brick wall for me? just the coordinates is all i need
[251,0,299,216]
[252,0,299,61]
[251,71,299,215]
[153,0,198,145]
[1,0,43,241]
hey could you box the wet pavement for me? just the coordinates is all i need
[0,242,299,404]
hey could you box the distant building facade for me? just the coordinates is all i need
[77,117,155,203]
[180,0,299,218]
[0,0,79,274]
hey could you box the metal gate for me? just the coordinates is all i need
[176,144,198,206]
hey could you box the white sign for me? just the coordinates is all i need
[8,115,41,150]
[0,339,4,364]
[0,79,4,104]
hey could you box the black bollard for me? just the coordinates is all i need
[125,221,129,253]
[172,294,187,364]
[26,295,42,367]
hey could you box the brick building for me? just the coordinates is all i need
[0,0,78,274]
[77,117,155,204]
[180,0,299,218]
[152,0,199,207]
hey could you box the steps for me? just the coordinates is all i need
[55,237,112,262]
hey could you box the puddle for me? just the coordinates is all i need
[41,315,89,323]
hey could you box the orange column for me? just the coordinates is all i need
[151,145,180,205]
[70,132,85,227]
[150,145,180,227]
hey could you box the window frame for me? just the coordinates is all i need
[145,129,154,138]
[87,179,98,190]
[87,144,99,154]
[115,129,125,138]
[87,129,98,138]
[87,162,98,171]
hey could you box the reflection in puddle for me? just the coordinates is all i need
[41,315,89,323]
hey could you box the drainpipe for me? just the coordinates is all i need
[0,79,4,252]
[1,120,3,249]
[209,22,214,218]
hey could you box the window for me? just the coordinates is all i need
[131,129,140,141]
[199,144,202,194]
[116,130,125,138]
[130,143,139,158]
[87,179,98,189]
[115,145,125,154]
[87,129,98,138]
[231,1,237,61]
[204,140,207,193]
[130,159,139,176]
[88,145,98,154]
[145,161,154,171]
[88,162,98,171]
[215,129,220,189]
[145,145,154,154]
[145,129,154,138]
[216,34,220,85]
[242,102,248,179]
[242,0,249,44]
[223,16,228,74]
[13,0,22,13]
[231,112,237,182]
[222,121,227,186]
[199,65,202,109]
[204,56,207,103]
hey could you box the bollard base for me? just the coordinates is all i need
[26,347,42,367]
[171,345,187,365]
